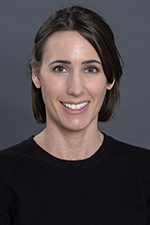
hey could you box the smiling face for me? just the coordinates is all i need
[32,31,114,133]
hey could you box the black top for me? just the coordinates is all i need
[0,134,150,225]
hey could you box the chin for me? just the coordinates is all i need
[61,117,96,132]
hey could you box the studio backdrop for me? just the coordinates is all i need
[0,0,150,150]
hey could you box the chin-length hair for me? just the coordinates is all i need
[29,5,123,123]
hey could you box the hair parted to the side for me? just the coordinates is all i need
[28,5,123,123]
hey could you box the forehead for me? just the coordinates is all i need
[42,31,100,62]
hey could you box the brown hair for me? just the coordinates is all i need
[29,5,123,123]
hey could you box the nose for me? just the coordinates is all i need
[67,72,84,97]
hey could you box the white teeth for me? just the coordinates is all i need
[63,102,89,110]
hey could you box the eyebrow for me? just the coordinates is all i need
[49,60,71,65]
[81,60,101,65]
[49,59,101,65]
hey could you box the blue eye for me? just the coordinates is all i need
[85,66,98,73]
[54,66,67,73]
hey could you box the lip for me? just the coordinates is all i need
[61,101,89,105]
[60,101,90,115]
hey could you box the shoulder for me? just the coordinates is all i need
[105,133,150,153]
[0,137,35,174]
[104,134,150,205]
[0,137,36,210]
[0,136,34,157]
[104,133,150,166]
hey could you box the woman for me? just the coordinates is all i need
[0,5,150,225]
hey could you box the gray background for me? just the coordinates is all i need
[0,0,149,150]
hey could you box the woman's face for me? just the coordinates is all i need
[32,31,113,133]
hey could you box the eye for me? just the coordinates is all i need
[53,66,67,73]
[84,66,98,74]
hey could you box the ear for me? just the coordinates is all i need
[31,61,41,89]
[107,78,115,90]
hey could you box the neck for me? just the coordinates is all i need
[34,123,103,160]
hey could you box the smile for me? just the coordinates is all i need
[62,102,89,110]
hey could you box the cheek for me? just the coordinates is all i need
[40,77,65,102]
[89,81,107,101]
[92,83,107,114]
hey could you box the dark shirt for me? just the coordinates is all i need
[0,134,150,224]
